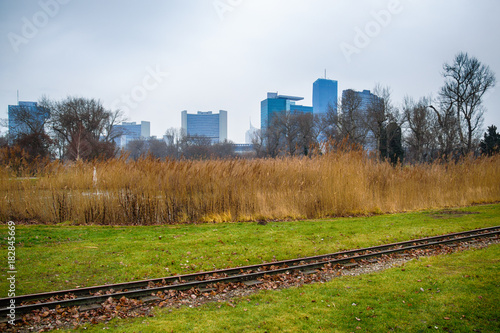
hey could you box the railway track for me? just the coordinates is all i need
[2,226,499,322]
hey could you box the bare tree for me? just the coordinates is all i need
[295,113,320,156]
[0,118,7,133]
[252,123,282,158]
[253,111,320,157]
[147,137,168,159]
[0,135,7,148]
[163,127,183,159]
[251,129,272,158]
[365,84,402,157]
[211,140,236,159]
[428,102,460,160]
[179,135,213,159]
[126,138,148,160]
[385,122,404,165]
[402,96,437,163]
[42,96,123,160]
[439,52,496,154]
[320,101,340,141]
[332,90,368,147]
[272,111,301,156]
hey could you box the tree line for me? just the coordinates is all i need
[125,129,237,160]
[1,52,499,167]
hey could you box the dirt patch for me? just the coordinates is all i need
[430,210,481,219]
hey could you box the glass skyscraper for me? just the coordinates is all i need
[313,78,338,116]
[113,121,151,148]
[260,93,313,130]
[8,101,50,139]
[181,110,228,143]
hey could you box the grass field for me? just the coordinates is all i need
[71,243,500,332]
[1,204,498,296]
[2,151,498,331]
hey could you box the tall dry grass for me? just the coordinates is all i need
[1,150,499,225]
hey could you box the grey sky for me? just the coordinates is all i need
[1,0,499,142]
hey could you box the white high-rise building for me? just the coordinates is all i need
[245,120,258,144]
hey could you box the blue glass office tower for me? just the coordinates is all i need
[8,101,50,139]
[260,93,313,130]
[313,78,338,116]
[181,110,228,143]
[113,121,151,148]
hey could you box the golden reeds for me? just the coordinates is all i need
[1,151,499,225]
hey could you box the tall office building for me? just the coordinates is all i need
[260,92,313,130]
[113,121,151,148]
[313,78,338,116]
[8,101,50,140]
[181,110,228,143]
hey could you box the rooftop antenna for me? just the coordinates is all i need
[17,90,19,103]
[324,69,327,79]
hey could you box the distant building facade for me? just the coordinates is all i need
[113,121,151,149]
[341,89,382,113]
[8,101,50,140]
[260,92,313,130]
[345,89,381,111]
[313,78,338,116]
[181,110,228,143]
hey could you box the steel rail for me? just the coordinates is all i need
[1,226,498,320]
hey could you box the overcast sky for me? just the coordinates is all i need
[1,0,499,142]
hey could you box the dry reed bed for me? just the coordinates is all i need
[1,151,499,225]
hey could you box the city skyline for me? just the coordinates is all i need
[1,1,499,143]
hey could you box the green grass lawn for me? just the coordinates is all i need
[0,204,499,297]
